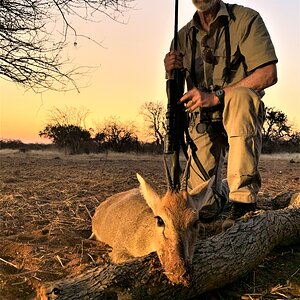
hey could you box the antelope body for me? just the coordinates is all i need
[92,167,219,286]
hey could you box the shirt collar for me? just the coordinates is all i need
[189,1,230,32]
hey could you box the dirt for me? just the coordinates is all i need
[0,150,299,300]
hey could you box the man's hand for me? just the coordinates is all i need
[178,87,220,112]
[164,50,184,78]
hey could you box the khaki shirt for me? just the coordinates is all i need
[176,1,278,91]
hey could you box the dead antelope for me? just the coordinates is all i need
[91,158,216,286]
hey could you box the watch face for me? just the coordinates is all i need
[216,89,223,97]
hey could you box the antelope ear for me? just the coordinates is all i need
[136,173,160,213]
[189,175,215,210]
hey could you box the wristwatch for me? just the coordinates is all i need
[215,89,225,106]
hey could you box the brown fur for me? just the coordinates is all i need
[92,174,216,285]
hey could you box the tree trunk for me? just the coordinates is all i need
[38,193,300,300]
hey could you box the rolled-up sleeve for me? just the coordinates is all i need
[239,12,278,73]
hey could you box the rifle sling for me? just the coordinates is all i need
[184,127,210,181]
[185,127,227,218]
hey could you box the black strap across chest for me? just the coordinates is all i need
[190,3,234,89]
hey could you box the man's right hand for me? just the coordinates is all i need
[164,50,184,79]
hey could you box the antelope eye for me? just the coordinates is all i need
[155,216,165,227]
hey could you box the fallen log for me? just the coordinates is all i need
[39,192,300,300]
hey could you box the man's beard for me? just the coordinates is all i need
[192,0,219,12]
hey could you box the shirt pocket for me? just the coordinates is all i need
[213,44,242,86]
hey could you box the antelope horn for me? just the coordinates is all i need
[180,156,191,192]
[163,155,174,190]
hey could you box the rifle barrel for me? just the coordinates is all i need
[174,0,179,51]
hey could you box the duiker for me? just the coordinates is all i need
[91,159,215,286]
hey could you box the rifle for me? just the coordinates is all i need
[163,1,227,218]
[164,0,187,189]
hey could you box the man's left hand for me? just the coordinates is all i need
[178,87,220,112]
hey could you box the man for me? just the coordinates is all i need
[164,0,278,230]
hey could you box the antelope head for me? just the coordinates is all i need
[137,157,214,286]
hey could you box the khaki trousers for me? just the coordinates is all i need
[188,87,265,204]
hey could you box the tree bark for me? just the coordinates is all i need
[38,192,300,300]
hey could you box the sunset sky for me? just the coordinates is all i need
[1,0,299,143]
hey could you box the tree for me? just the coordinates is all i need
[263,107,292,142]
[140,101,166,145]
[46,106,90,128]
[0,0,134,91]
[262,107,300,153]
[39,124,91,154]
[39,106,92,154]
[95,116,138,152]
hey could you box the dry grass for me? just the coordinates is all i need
[0,150,299,299]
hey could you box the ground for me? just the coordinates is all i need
[0,150,299,300]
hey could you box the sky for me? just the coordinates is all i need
[1,0,300,143]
